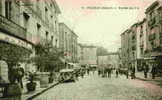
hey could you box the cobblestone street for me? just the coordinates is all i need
[34,72,162,100]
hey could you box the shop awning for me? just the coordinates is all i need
[59,57,66,63]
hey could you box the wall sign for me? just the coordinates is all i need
[0,32,32,50]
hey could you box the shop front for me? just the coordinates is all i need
[0,31,32,86]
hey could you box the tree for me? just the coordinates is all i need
[0,42,31,83]
[31,41,64,72]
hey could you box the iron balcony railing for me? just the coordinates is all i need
[0,15,26,39]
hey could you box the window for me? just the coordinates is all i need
[51,36,53,43]
[46,31,49,39]
[50,4,52,7]
[5,0,12,19]
[23,12,30,29]
[37,23,41,34]
[45,7,48,22]
[45,7,48,12]
[55,39,58,47]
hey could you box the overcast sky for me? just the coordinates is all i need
[56,0,156,52]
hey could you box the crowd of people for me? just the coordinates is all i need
[11,62,159,89]
[95,62,159,80]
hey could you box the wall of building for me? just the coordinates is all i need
[0,0,61,73]
[59,23,78,63]
[120,0,162,70]
[146,1,162,57]
[78,45,97,65]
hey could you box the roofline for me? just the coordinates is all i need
[131,22,139,28]
[120,29,130,36]
[59,23,78,37]
[138,18,147,25]
[59,23,70,30]
[71,31,78,37]
[78,44,97,48]
[145,1,159,14]
[52,0,61,14]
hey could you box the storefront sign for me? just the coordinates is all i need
[0,32,32,50]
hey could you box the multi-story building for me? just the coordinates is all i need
[137,19,147,58]
[98,52,119,68]
[120,29,131,67]
[121,22,143,69]
[145,1,162,59]
[121,0,162,72]
[78,44,97,66]
[129,23,138,67]
[77,43,82,63]
[59,23,78,63]
[21,0,61,47]
[0,0,61,72]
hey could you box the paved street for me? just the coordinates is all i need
[34,71,162,100]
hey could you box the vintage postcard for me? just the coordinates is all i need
[0,0,162,100]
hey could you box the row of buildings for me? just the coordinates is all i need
[0,0,101,73]
[0,0,79,73]
[120,0,162,71]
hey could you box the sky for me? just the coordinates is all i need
[56,0,156,52]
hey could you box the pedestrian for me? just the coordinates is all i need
[103,68,106,77]
[98,68,100,76]
[108,68,111,78]
[151,63,157,79]
[115,68,119,78]
[101,68,105,77]
[125,68,129,79]
[131,66,135,79]
[143,63,149,78]
[16,64,25,88]
[87,68,90,75]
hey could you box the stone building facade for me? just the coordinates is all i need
[59,23,78,63]
[0,0,61,72]
[145,1,162,57]
[78,44,97,66]
[121,0,162,71]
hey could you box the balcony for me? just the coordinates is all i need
[0,15,26,40]
[149,34,156,41]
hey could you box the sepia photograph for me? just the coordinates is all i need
[0,0,162,100]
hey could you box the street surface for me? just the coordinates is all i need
[34,71,162,100]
